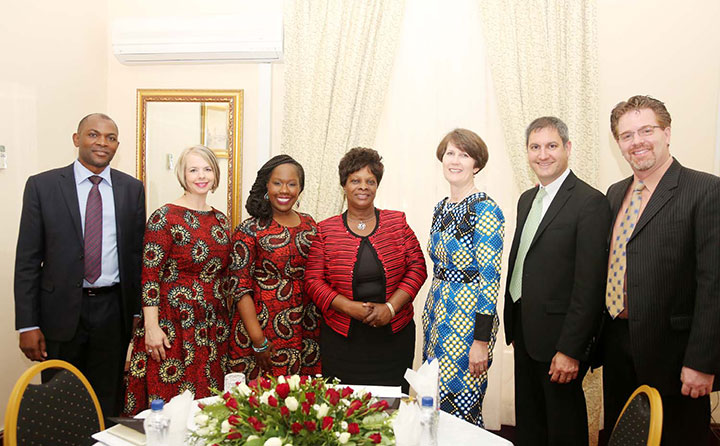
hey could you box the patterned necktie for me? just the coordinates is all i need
[84,175,103,284]
[509,188,547,302]
[606,181,645,318]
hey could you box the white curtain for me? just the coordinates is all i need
[282,0,405,221]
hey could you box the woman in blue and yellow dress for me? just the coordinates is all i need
[422,129,504,427]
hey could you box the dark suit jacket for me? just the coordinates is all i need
[605,159,720,394]
[504,171,611,362]
[14,163,146,343]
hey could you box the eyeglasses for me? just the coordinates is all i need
[618,125,663,143]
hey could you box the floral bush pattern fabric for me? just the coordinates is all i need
[228,214,321,379]
[124,204,232,415]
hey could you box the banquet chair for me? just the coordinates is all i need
[3,359,105,446]
[608,384,663,446]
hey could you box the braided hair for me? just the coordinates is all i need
[245,154,305,223]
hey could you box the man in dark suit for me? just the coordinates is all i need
[14,113,146,417]
[602,95,720,444]
[504,117,611,446]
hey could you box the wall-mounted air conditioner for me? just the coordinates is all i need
[112,12,283,64]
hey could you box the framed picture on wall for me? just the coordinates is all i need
[201,103,230,158]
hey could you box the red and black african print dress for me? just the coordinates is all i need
[228,213,321,379]
[124,204,232,415]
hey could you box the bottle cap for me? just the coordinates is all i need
[150,399,165,410]
[421,396,434,407]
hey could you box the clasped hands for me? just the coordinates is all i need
[347,301,393,327]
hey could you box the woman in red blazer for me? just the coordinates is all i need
[304,148,427,392]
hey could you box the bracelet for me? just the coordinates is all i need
[385,302,396,318]
[252,337,269,353]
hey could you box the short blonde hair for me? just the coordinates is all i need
[175,145,220,193]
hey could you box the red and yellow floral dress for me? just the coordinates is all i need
[123,204,232,415]
[228,213,321,379]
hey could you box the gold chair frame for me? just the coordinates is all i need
[612,384,663,446]
[3,360,105,446]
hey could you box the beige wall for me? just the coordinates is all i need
[0,0,110,419]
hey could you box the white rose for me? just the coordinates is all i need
[264,438,283,446]
[221,419,231,433]
[238,382,252,397]
[285,396,299,411]
[338,432,351,444]
[194,413,209,427]
[288,374,301,390]
[341,421,348,429]
[315,403,329,418]
[195,427,210,436]
[260,390,272,405]
[278,375,286,384]
[340,398,350,406]
[247,435,259,441]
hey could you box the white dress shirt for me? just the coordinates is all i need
[537,168,570,219]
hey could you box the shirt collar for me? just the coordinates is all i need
[74,159,112,186]
[633,156,672,194]
[539,168,570,198]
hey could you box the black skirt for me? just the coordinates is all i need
[321,319,415,394]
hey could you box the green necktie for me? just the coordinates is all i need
[606,181,645,318]
[509,188,547,302]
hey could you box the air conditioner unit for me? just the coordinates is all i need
[112,13,283,64]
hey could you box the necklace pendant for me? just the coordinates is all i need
[357,221,366,230]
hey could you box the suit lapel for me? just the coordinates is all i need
[59,164,83,243]
[512,187,536,253]
[629,160,680,241]
[111,169,126,249]
[530,172,576,247]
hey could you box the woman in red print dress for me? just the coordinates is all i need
[228,155,320,379]
[124,145,231,415]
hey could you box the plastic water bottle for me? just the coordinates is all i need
[419,396,438,446]
[144,399,171,446]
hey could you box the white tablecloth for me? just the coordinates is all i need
[94,411,512,446]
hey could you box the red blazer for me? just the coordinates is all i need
[304,209,427,336]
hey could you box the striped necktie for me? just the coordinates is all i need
[84,175,103,284]
[509,188,547,302]
[606,181,645,318]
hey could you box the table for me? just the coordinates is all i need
[94,411,512,446]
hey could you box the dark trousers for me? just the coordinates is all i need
[43,286,126,418]
[601,316,710,445]
[513,302,589,446]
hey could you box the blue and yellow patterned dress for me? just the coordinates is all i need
[422,191,504,427]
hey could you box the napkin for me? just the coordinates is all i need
[404,358,439,406]
[392,398,421,446]
[163,390,194,444]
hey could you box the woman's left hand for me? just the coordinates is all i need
[469,340,489,378]
[362,302,393,327]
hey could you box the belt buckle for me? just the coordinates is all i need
[85,288,98,297]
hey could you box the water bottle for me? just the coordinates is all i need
[144,399,171,446]
[419,396,438,446]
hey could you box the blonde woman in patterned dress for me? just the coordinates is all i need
[124,145,231,415]
[422,129,504,427]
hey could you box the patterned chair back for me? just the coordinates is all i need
[608,384,663,446]
[3,360,105,446]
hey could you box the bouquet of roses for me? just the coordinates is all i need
[189,375,395,446]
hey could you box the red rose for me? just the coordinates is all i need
[248,395,259,408]
[322,416,333,431]
[325,388,340,405]
[247,416,259,425]
[228,415,241,426]
[291,422,303,434]
[280,406,290,417]
[225,397,239,410]
[347,422,360,434]
[370,400,389,411]
[222,391,232,400]
[300,376,309,384]
[363,392,372,401]
[276,382,291,399]
[305,392,316,405]
[301,401,311,415]
[341,386,354,398]
[345,400,363,417]
[268,395,278,407]
[260,377,272,389]
[304,420,317,432]
[369,433,382,443]
[197,402,206,409]
[227,432,243,440]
